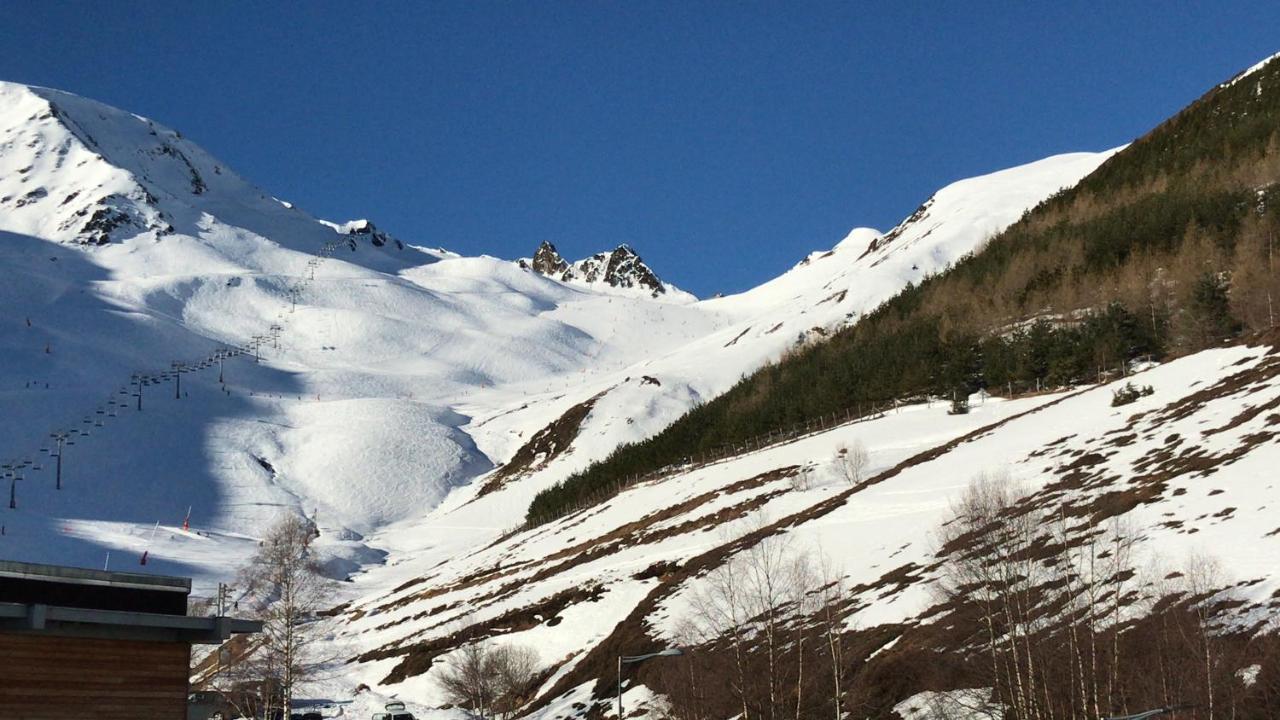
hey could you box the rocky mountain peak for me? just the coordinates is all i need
[521,242,669,297]
[531,240,570,276]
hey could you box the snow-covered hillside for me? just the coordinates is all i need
[332,344,1280,718]
[0,80,731,585]
[0,80,1128,715]
[437,149,1117,536]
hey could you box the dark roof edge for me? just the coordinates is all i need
[0,602,261,645]
[0,559,190,592]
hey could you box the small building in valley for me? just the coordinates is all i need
[0,559,260,719]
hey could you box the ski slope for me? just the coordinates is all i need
[0,80,725,586]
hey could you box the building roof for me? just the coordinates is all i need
[0,559,260,644]
[0,559,190,592]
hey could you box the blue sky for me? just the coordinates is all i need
[4,3,1279,297]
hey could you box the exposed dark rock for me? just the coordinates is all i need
[79,206,131,245]
[15,187,47,207]
[340,220,399,249]
[524,242,668,296]
[577,245,664,294]
[530,241,569,276]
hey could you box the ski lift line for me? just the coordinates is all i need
[2,237,342,508]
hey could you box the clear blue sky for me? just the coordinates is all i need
[4,3,1278,297]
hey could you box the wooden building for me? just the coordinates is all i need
[0,559,259,719]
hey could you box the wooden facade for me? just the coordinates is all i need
[0,560,259,720]
[0,634,189,719]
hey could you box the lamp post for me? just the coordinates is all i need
[617,648,682,718]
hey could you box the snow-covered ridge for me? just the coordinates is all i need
[1221,50,1280,88]
[0,81,431,270]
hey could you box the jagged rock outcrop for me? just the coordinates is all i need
[529,240,570,275]
[521,242,667,296]
[327,219,405,250]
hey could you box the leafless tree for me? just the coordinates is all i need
[491,644,540,718]
[814,554,847,720]
[238,514,333,715]
[1183,553,1225,720]
[688,542,755,720]
[790,464,813,491]
[934,471,1058,720]
[687,521,818,720]
[834,441,869,486]
[436,642,539,719]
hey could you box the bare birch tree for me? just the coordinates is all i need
[239,514,333,715]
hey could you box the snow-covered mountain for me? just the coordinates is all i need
[1,79,1137,716]
[0,79,729,582]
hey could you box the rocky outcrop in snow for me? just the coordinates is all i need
[320,219,405,251]
[520,241,684,299]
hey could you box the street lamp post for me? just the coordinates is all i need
[617,648,683,719]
